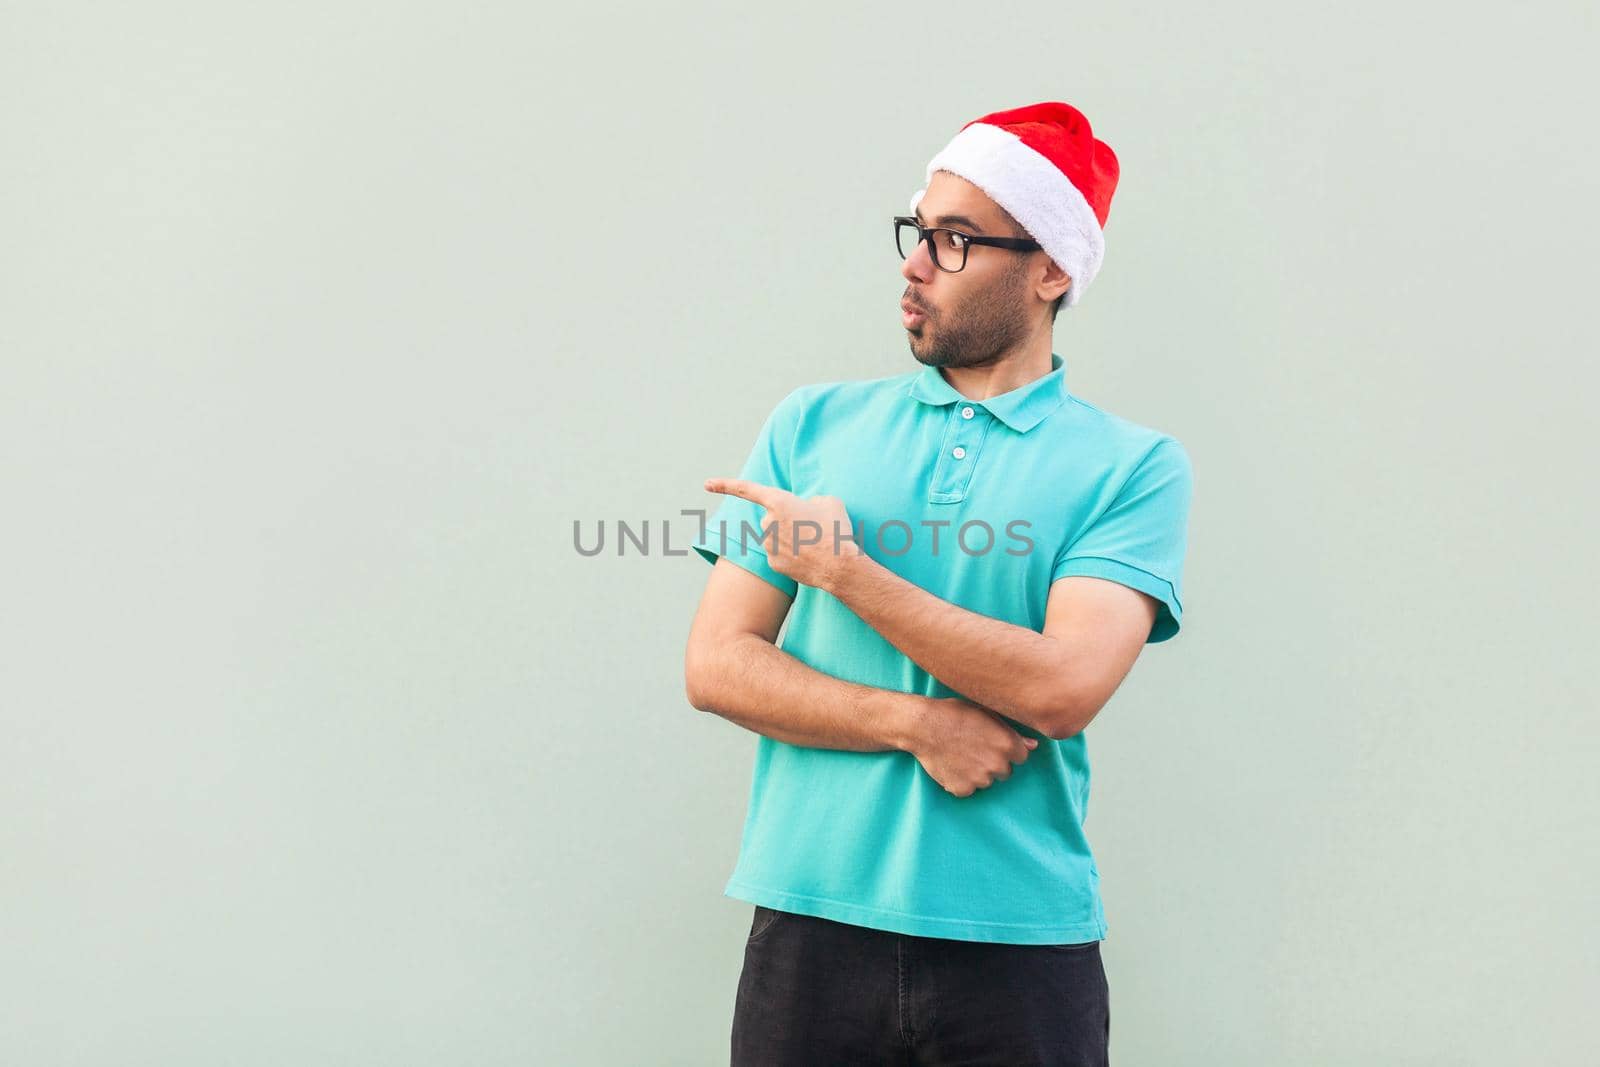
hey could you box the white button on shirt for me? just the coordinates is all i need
[952,446,966,459]
[961,406,975,419]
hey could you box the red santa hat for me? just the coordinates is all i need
[909,101,1120,309]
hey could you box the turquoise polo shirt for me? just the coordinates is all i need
[691,351,1193,944]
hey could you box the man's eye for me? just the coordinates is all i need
[942,231,966,250]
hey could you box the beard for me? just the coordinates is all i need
[906,261,1033,370]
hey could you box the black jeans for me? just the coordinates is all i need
[731,905,1110,1066]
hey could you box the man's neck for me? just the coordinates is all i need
[938,336,1055,401]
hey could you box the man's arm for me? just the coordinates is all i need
[684,557,1038,796]
[826,556,1157,740]
[684,558,915,751]
[702,478,1161,742]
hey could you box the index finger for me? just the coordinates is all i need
[1009,731,1036,763]
[703,477,792,510]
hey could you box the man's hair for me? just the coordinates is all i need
[1004,238,1066,325]
[996,208,1066,326]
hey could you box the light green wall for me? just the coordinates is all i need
[3,2,1596,1063]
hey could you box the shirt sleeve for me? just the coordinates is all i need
[1051,436,1194,643]
[691,388,804,599]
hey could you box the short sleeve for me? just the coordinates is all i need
[691,388,805,599]
[1051,437,1193,643]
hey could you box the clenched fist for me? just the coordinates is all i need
[903,696,1040,798]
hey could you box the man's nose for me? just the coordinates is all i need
[900,238,934,283]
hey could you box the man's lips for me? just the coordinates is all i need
[901,299,927,327]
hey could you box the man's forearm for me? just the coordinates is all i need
[687,631,924,752]
[821,552,1073,737]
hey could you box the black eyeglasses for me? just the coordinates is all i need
[893,215,1041,273]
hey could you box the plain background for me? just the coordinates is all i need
[4,2,1597,1064]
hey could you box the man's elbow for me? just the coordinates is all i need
[684,643,717,711]
[1029,677,1102,741]
[1039,707,1092,742]
[684,632,742,712]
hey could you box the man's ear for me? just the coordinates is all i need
[1037,255,1072,304]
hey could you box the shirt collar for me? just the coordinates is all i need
[905,352,1069,433]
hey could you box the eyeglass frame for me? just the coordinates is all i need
[892,214,1042,273]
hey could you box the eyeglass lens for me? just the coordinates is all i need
[896,219,967,272]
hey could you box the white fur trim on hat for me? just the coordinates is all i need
[908,122,1104,308]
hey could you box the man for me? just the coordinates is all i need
[684,101,1193,1067]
